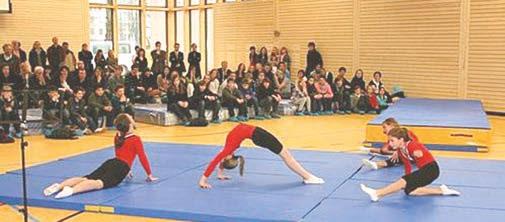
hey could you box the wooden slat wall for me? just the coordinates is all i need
[0,0,89,51]
[467,0,505,112]
[359,0,462,98]
[277,0,355,73]
[214,0,274,69]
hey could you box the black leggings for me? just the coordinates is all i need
[251,127,283,154]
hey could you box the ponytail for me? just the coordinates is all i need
[114,113,132,149]
[238,155,245,176]
[222,155,246,176]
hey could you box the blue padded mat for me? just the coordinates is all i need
[368,98,490,129]
[303,198,505,222]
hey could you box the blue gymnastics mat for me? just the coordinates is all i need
[368,98,490,129]
[1,142,505,221]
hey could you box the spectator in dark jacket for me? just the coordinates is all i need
[69,87,99,134]
[249,46,259,66]
[305,42,323,76]
[0,43,21,76]
[87,85,114,127]
[166,75,191,124]
[78,43,94,75]
[47,37,65,72]
[0,64,23,91]
[110,85,134,118]
[125,65,147,104]
[188,43,202,79]
[0,86,21,138]
[256,78,281,119]
[169,43,186,74]
[350,69,366,90]
[29,41,47,72]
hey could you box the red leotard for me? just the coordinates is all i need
[115,134,152,175]
[397,140,436,175]
[203,124,256,177]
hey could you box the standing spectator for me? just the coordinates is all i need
[292,78,311,116]
[166,75,192,124]
[236,63,247,84]
[351,69,366,90]
[217,61,231,83]
[279,47,291,71]
[110,85,134,118]
[0,86,21,138]
[29,41,47,72]
[78,43,94,75]
[169,43,186,74]
[69,87,99,134]
[87,85,114,127]
[106,50,118,72]
[11,41,27,63]
[188,43,201,79]
[305,42,323,75]
[62,42,77,72]
[151,41,167,76]
[249,46,259,66]
[0,64,23,91]
[94,49,107,71]
[258,47,268,65]
[47,37,65,72]
[222,78,247,122]
[0,43,21,76]
[133,48,148,73]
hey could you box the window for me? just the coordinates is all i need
[117,0,139,5]
[146,0,166,7]
[206,9,214,71]
[191,0,201,5]
[118,10,140,67]
[175,11,185,54]
[206,0,217,4]
[190,10,200,47]
[89,8,113,54]
[89,0,111,4]
[224,0,236,2]
[146,11,167,52]
[175,0,184,7]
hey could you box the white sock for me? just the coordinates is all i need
[43,183,61,196]
[362,159,378,170]
[359,146,372,154]
[360,184,379,202]
[440,184,461,196]
[55,186,74,199]
[303,176,325,185]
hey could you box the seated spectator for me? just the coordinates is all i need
[292,78,311,116]
[106,50,118,72]
[350,86,370,115]
[307,77,322,115]
[69,87,100,134]
[69,68,91,97]
[0,43,21,76]
[87,85,114,128]
[157,66,171,103]
[369,71,384,93]
[0,86,21,138]
[276,71,291,99]
[218,72,237,97]
[29,66,48,108]
[110,85,134,118]
[310,64,324,79]
[351,69,365,90]
[208,69,220,97]
[0,64,23,91]
[278,62,291,81]
[125,65,147,104]
[90,67,109,94]
[332,77,351,114]
[166,75,192,125]
[108,65,125,95]
[222,78,247,122]
[189,81,221,123]
[245,64,255,80]
[236,63,247,84]
[253,63,264,80]
[279,47,291,72]
[239,78,262,120]
[322,68,333,85]
[55,66,73,100]
[185,66,199,99]
[217,61,231,83]
[377,87,390,111]
[264,64,278,87]
[315,78,334,114]
[256,78,281,119]
[367,85,380,114]
[141,69,160,103]
[43,87,70,125]
[296,69,307,82]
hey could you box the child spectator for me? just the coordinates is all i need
[55,66,73,100]
[208,69,220,97]
[108,65,125,95]
[94,49,107,71]
[249,46,259,66]
[367,85,380,114]
[166,75,192,125]
[236,63,247,84]
[351,69,365,90]
[305,42,323,75]
[69,68,91,98]
[110,85,134,118]
[87,85,114,128]
[217,61,231,83]
[69,87,100,134]
[292,79,311,116]
[157,66,171,103]
[307,77,321,115]
[377,87,390,111]
[315,77,334,114]
[369,71,384,92]
[90,67,108,93]
[218,72,237,97]
[43,87,70,125]
[239,78,262,120]
[332,77,351,114]
[323,69,334,86]
[309,64,324,79]
[257,78,281,119]
[190,81,221,123]
[222,78,247,122]
[350,86,370,115]
[0,86,21,138]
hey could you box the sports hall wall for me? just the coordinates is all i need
[0,0,89,52]
[214,0,505,112]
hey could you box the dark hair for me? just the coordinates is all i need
[373,71,382,78]
[155,41,161,46]
[308,42,315,47]
[114,84,125,92]
[339,67,347,72]
[382,117,399,128]
[95,84,104,90]
[131,64,139,70]
[59,66,70,74]
[250,46,256,50]
[222,155,245,176]
[74,87,85,94]
[388,127,411,142]
[114,114,132,149]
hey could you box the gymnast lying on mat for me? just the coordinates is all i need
[360,127,460,202]
[199,123,325,189]
[361,117,419,170]
[43,114,158,199]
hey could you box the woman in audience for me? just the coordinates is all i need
[236,63,247,84]
[292,78,311,116]
[90,67,108,94]
[166,74,192,125]
[157,66,171,103]
[350,69,365,90]
[270,47,280,65]
[315,77,334,115]
[94,50,107,71]
[258,47,268,65]
[106,50,118,72]
[29,66,47,107]
[369,71,384,93]
[279,47,291,72]
[208,69,220,97]
[377,87,390,111]
[29,41,47,72]
[134,48,148,73]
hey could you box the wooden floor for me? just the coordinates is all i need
[1,115,505,222]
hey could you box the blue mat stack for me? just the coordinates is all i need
[0,142,504,221]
